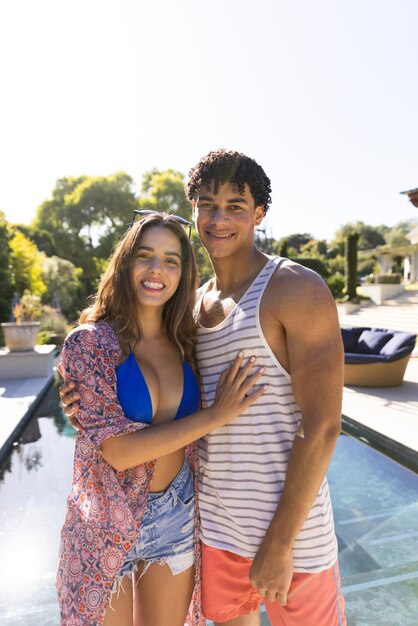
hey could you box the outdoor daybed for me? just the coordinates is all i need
[341,327,417,387]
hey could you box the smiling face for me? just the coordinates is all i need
[131,225,183,311]
[192,181,265,261]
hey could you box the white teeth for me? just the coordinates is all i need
[142,281,164,290]
[209,233,232,238]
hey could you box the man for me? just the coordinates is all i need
[62,149,346,625]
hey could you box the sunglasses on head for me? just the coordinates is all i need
[130,210,193,238]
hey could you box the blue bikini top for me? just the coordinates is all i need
[116,351,200,424]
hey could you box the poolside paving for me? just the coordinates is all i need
[342,357,418,454]
[338,286,418,335]
[0,375,53,463]
[339,286,418,461]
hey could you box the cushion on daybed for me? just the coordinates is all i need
[379,332,416,356]
[357,330,393,354]
[342,327,417,364]
[341,328,356,353]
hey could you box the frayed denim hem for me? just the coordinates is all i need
[111,549,195,596]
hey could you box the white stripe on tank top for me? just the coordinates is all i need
[195,256,338,573]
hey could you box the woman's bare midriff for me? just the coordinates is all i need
[149,447,186,492]
[133,346,193,492]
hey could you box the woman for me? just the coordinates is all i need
[57,212,265,626]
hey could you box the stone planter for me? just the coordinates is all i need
[336,301,360,315]
[358,283,404,305]
[0,344,56,378]
[1,322,41,352]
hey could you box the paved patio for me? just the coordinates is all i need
[342,356,418,453]
[0,375,53,464]
[338,286,418,335]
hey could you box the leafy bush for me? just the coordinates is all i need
[358,257,379,278]
[38,306,71,346]
[363,274,375,284]
[326,273,345,298]
[327,255,345,274]
[0,211,13,323]
[293,257,328,278]
[42,255,83,319]
[9,230,47,297]
[376,273,402,284]
[14,291,42,322]
[363,273,402,284]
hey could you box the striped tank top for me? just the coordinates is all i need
[195,256,338,573]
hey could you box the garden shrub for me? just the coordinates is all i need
[293,257,328,278]
[326,273,345,298]
[376,273,402,284]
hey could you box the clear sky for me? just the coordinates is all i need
[1,0,417,242]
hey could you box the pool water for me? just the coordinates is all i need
[0,383,417,625]
[328,434,418,626]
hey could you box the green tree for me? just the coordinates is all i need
[299,239,328,258]
[137,168,215,281]
[384,219,418,247]
[277,238,288,257]
[0,211,13,321]
[326,273,345,299]
[42,256,83,319]
[344,233,359,300]
[139,169,191,219]
[278,233,314,255]
[31,174,137,309]
[31,177,92,303]
[334,221,387,250]
[65,172,138,249]
[13,223,56,258]
[32,176,87,255]
[9,230,47,297]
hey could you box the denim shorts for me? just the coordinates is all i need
[115,458,195,587]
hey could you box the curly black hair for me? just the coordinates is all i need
[185,149,272,214]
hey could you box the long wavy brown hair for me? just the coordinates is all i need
[79,213,198,364]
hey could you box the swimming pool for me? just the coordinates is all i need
[0,383,417,625]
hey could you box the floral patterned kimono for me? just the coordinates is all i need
[56,321,204,626]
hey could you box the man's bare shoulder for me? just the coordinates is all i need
[262,260,336,328]
[268,259,332,301]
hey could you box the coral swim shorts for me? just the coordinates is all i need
[201,543,346,625]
